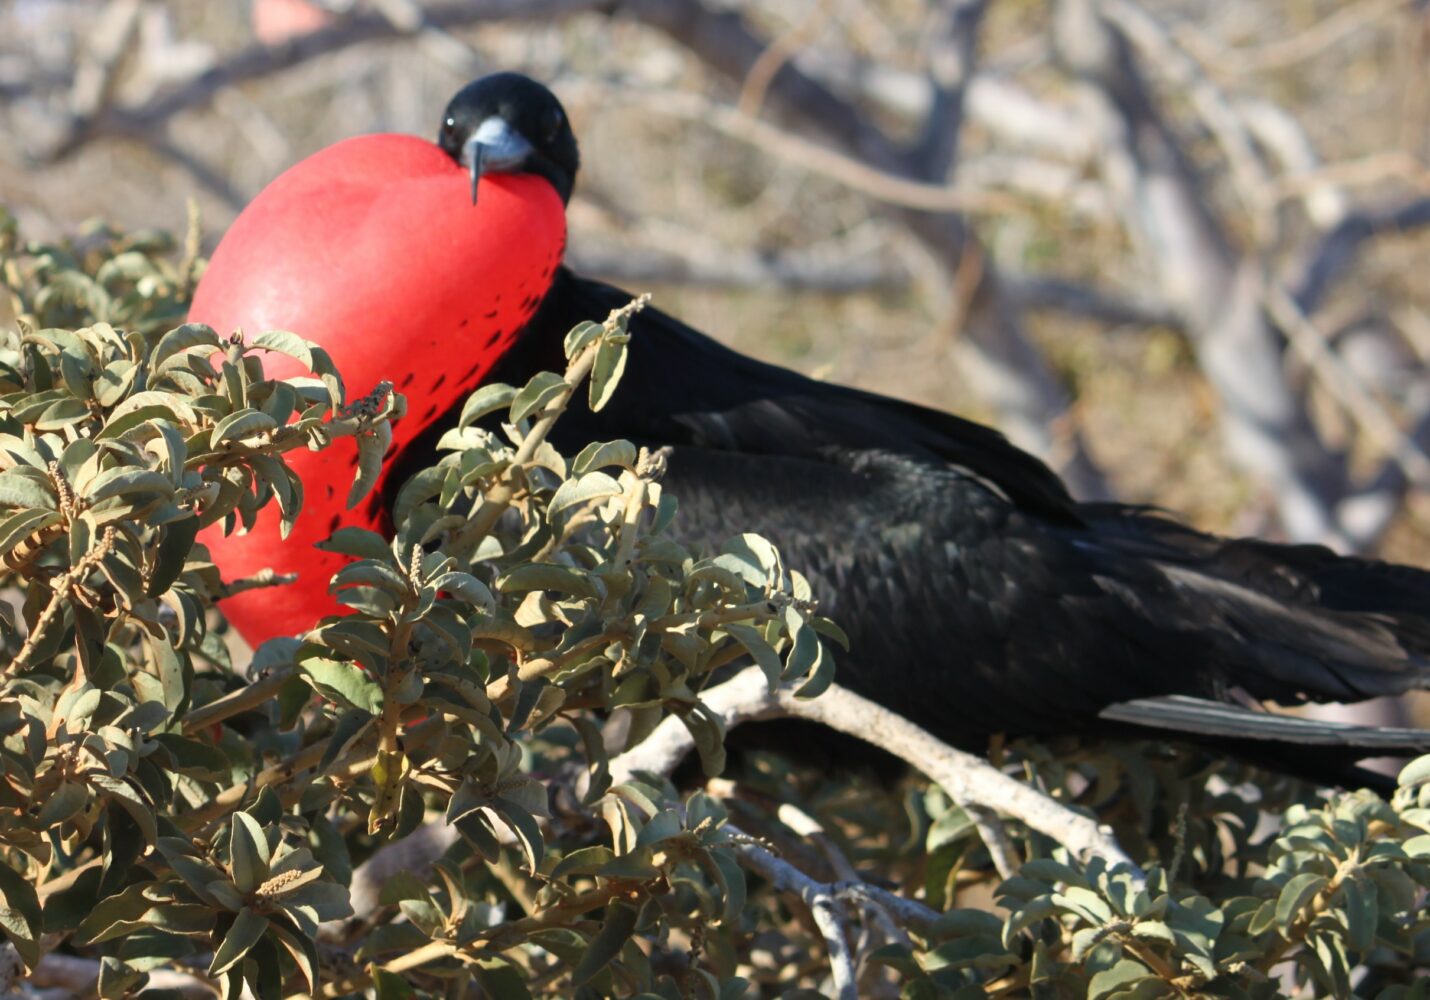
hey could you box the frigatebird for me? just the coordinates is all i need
[193,73,1430,773]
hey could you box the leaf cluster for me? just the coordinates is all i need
[881,765,1430,998]
[4,211,1430,1000]
[0,213,837,998]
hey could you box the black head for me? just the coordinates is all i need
[437,72,580,205]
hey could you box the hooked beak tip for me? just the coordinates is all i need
[463,136,484,206]
[460,119,532,206]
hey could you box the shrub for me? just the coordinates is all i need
[1,210,1429,998]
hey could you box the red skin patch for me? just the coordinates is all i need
[188,134,566,646]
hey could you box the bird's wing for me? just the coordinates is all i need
[388,268,1430,763]
[636,443,1174,743]
[516,269,1082,524]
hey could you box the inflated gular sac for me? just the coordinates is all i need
[188,133,567,643]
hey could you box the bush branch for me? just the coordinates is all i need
[727,827,859,1000]
[611,666,1141,876]
[180,666,293,736]
[450,296,649,558]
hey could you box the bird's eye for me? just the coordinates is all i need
[441,117,457,138]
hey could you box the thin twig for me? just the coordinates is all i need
[728,829,859,1000]
[967,806,1021,880]
[735,0,830,118]
[214,567,299,600]
[774,803,913,947]
[450,296,650,558]
[318,885,632,994]
[1266,281,1430,491]
[593,84,1017,215]
[567,238,910,294]
[1268,151,1430,203]
[1187,0,1411,75]
[6,527,115,677]
[181,736,372,830]
[180,667,293,736]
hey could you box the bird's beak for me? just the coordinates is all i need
[460,117,536,205]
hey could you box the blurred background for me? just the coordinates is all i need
[4,0,1430,701]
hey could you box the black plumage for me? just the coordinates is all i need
[393,73,1430,773]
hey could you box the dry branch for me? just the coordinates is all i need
[592,84,1013,215]
[1294,197,1430,315]
[1052,0,1355,545]
[609,666,1141,875]
[34,0,606,162]
[618,0,1112,499]
[1185,0,1411,75]
[567,239,911,293]
[727,827,860,999]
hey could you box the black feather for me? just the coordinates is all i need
[387,271,1430,776]
[416,72,1430,782]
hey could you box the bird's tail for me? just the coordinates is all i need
[1100,695,1424,792]
[1101,695,1428,750]
[1083,506,1430,706]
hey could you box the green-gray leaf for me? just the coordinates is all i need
[459,383,516,427]
[228,812,271,895]
[571,439,637,475]
[0,466,57,510]
[349,421,391,508]
[549,471,622,514]
[251,330,314,370]
[297,648,384,714]
[209,907,269,976]
[572,899,639,987]
[212,410,278,446]
[589,335,629,412]
[510,371,568,424]
[1275,872,1329,933]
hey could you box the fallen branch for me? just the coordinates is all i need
[1101,0,1273,237]
[1052,0,1351,544]
[1265,281,1430,493]
[1005,272,1180,330]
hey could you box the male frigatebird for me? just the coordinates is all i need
[192,73,1430,771]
